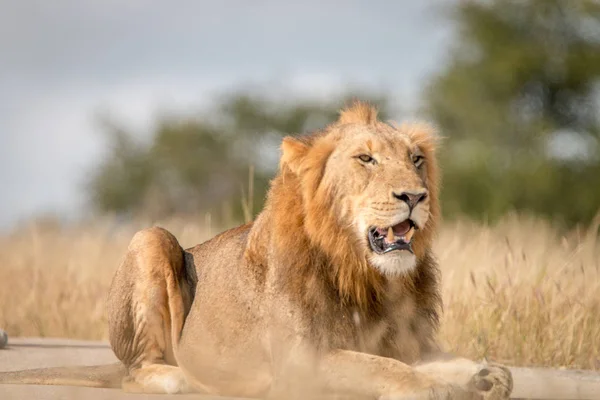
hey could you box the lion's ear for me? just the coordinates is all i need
[280,136,310,174]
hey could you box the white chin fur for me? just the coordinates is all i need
[368,251,417,276]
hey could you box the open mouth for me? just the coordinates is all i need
[368,219,416,254]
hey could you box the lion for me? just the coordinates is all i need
[0,103,513,399]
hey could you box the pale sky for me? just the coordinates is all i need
[0,0,455,229]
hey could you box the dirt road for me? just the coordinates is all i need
[0,337,226,400]
[1,338,599,399]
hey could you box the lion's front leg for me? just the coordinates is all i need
[319,350,480,399]
[414,354,513,400]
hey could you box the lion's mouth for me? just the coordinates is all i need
[368,219,416,254]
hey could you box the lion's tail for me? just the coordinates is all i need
[0,363,126,388]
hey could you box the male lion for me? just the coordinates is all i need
[0,103,512,399]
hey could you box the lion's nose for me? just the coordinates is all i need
[393,191,428,211]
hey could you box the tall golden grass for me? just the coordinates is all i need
[0,214,598,370]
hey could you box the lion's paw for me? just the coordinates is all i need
[466,363,512,400]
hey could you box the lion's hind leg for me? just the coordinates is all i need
[107,227,195,394]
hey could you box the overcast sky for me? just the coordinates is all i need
[0,0,455,229]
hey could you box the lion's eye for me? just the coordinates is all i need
[413,155,424,168]
[357,154,375,164]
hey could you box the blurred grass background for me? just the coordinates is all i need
[1,0,599,369]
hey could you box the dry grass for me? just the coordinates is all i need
[436,214,600,370]
[0,214,598,370]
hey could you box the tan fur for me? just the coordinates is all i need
[338,101,378,125]
[0,102,512,399]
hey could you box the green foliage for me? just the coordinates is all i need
[425,0,600,225]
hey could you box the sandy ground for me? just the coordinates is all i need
[0,337,240,400]
[1,338,600,400]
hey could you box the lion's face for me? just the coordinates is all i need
[280,104,439,279]
[323,124,433,276]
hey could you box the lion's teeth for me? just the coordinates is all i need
[386,227,395,242]
[404,227,415,242]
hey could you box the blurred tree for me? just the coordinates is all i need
[87,91,391,221]
[425,0,600,225]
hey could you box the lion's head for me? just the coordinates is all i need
[270,102,440,306]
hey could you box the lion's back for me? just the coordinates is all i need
[183,223,255,289]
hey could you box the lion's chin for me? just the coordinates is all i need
[368,251,417,276]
